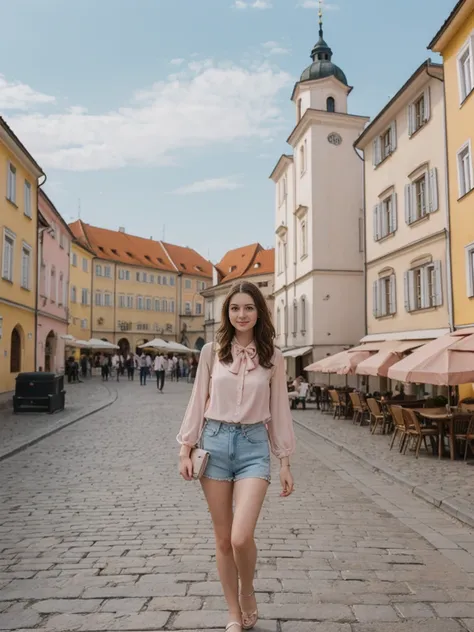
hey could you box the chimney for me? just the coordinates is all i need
[119,227,125,233]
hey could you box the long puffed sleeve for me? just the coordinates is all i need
[267,348,296,458]
[176,342,213,447]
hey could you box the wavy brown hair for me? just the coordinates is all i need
[216,281,275,368]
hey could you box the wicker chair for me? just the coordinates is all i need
[402,408,438,458]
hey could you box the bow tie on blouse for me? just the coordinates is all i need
[228,341,258,375]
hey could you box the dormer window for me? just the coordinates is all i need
[229,265,237,273]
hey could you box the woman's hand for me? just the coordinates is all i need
[280,465,294,497]
[179,456,193,481]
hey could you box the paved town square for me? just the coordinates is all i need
[1,380,474,631]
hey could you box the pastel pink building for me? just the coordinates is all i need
[36,191,72,373]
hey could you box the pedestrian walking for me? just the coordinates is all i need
[177,281,295,632]
[125,353,135,380]
[100,354,109,381]
[154,353,166,393]
[139,353,148,385]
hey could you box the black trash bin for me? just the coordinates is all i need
[13,373,65,414]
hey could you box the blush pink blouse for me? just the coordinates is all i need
[177,340,295,458]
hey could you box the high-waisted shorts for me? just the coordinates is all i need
[200,419,271,483]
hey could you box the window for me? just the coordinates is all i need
[80,319,88,330]
[405,168,439,224]
[24,181,32,218]
[95,291,103,306]
[458,34,474,102]
[125,270,130,281]
[279,176,287,206]
[162,299,168,312]
[71,286,77,303]
[146,297,152,311]
[372,275,397,318]
[104,265,111,278]
[51,222,57,239]
[21,243,31,290]
[297,98,302,122]
[7,163,16,204]
[185,301,192,315]
[300,219,308,257]
[195,302,202,315]
[257,281,268,288]
[127,295,134,308]
[154,298,161,311]
[157,275,162,284]
[169,276,175,286]
[185,279,192,290]
[95,264,102,277]
[82,258,88,272]
[72,253,78,267]
[163,276,168,286]
[81,288,89,305]
[10,327,21,373]
[169,300,175,312]
[373,122,397,166]
[2,229,15,282]
[373,192,397,241]
[58,272,64,304]
[408,89,431,136]
[404,262,442,311]
[50,267,56,302]
[300,296,306,333]
[142,272,148,283]
[118,269,125,280]
[457,142,473,198]
[292,299,298,336]
[105,293,112,307]
[137,296,144,310]
[466,242,474,298]
[136,271,141,282]
[149,274,155,284]
[59,232,65,249]
[326,96,335,112]
[300,140,307,175]
[118,295,125,308]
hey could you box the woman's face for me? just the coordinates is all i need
[229,292,258,333]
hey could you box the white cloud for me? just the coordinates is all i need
[170,58,185,66]
[298,1,340,9]
[173,176,242,195]
[262,41,290,55]
[2,60,291,172]
[233,0,273,9]
[0,74,55,111]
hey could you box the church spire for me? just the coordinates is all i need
[310,0,333,62]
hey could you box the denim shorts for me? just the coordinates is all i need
[200,419,271,483]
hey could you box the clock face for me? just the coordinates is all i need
[328,132,342,146]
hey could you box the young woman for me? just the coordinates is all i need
[177,281,295,632]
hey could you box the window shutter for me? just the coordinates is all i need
[424,86,431,122]
[389,274,397,315]
[373,205,380,241]
[372,137,381,167]
[373,281,379,318]
[407,104,415,136]
[421,267,429,309]
[405,270,416,312]
[2,240,9,278]
[404,184,413,224]
[381,203,388,238]
[390,192,398,233]
[380,280,387,316]
[45,265,50,298]
[433,260,443,306]
[390,120,397,151]
[404,272,410,311]
[429,167,439,213]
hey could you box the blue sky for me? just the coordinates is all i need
[0,0,454,262]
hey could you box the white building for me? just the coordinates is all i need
[270,18,369,378]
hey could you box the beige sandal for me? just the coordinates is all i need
[225,623,242,631]
[240,590,258,630]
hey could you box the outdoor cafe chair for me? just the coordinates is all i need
[453,415,474,461]
[367,398,385,435]
[389,405,409,452]
[402,408,438,459]
[329,389,345,419]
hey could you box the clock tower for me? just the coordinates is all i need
[270,7,370,379]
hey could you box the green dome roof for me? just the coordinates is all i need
[300,26,348,86]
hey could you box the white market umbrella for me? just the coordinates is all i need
[138,338,170,350]
[86,338,119,350]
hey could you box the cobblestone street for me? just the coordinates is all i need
[1,379,474,631]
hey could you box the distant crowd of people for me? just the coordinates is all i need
[65,350,199,393]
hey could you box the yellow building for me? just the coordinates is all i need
[68,239,94,342]
[0,117,44,394]
[429,0,474,397]
[68,222,212,355]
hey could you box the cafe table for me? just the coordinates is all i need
[415,409,454,460]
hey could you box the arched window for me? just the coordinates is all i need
[297,98,302,122]
[300,296,307,333]
[10,326,21,373]
[327,96,335,112]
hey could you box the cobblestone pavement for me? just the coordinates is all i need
[1,380,474,631]
[292,406,474,522]
[0,380,116,460]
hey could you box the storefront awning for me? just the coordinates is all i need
[360,328,450,343]
[356,340,425,377]
[305,349,372,375]
[282,346,313,359]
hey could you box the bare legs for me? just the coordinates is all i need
[201,477,269,627]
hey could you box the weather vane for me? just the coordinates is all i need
[319,0,323,26]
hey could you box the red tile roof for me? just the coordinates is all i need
[216,243,274,284]
[162,242,213,279]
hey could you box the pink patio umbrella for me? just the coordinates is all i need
[387,333,474,386]
[305,349,372,375]
[356,341,425,378]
